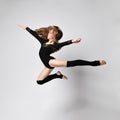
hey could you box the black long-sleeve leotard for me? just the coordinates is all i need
[26,27,72,69]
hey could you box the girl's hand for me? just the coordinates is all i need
[72,38,81,43]
[18,24,27,30]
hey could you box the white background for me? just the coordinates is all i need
[1,0,120,120]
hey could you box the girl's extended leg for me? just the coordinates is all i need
[49,59,106,68]
[37,67,67,85]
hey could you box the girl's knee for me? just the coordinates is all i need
[49,60,55,67]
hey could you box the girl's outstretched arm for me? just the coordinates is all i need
[54,38,81,49]
[18,25,45,44]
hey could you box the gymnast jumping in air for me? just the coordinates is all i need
[18,25,106,85]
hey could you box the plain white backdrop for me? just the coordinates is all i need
[1,0,120,120]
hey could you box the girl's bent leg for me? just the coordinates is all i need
[37,67,53,80]
[37,73,63,85]
[37,67,67,85]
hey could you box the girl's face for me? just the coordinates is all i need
[47,29,57,40]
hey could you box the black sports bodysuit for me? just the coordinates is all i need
[26,27,72,69]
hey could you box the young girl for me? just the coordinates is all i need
[18,25,106,85]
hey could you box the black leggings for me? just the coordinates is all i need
[67,60,100,67]
[37,60,100,85]
[37,73,63,85]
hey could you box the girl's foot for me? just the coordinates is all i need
[56,71,68,80]
[100,60,107,65]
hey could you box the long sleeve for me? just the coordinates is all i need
[53,40,73,49]
[26,27,46,44]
